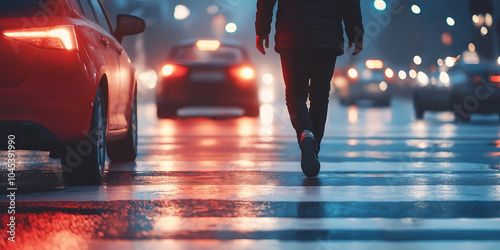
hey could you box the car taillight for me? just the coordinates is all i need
[3,26,78,50]
[490,75,500,83]
[161,64,188,78]
[231,66,255,81]
[385,68,394,79]
[347,68,358,80]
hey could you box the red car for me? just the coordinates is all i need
[0,0,145,183]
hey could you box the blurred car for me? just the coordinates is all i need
[156,39,260,118]
[413,60,500,121]
[333,59,393,106]
[0,0,145,183]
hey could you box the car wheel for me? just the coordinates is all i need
[107,90,138,162]
[413,98,424,120]
[245,104,260,117]
[157,105,177,118]
[375,98,391,107]
[62,87,106,184]
[451,94,471,123]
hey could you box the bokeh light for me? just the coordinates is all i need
[413,55,422,65]
[446,17,455,26]
[225,23,237,33]
[174,5,190,20]
[374,0,386,11]
[411,5,421,14]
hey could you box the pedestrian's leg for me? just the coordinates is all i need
[280,49,314,144]
[308,51,337,151]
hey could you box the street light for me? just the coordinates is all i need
[225,23,237,33]
[413,55,422,65]
[411,5,421,15]
[480,26,488,36]
[374,0,386,11]
[174,5,190,20]
[446,17,455,27]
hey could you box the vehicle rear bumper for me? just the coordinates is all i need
[414,88,452,111]
[454,87,500,113]
[0,50,95,145]
[0,121,63,151]
[157,81,259,108]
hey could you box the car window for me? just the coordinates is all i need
[0,0,64,18]
[174,46,244,64]
[78,0,97,22]
[89,0,111,33]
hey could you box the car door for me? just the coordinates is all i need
[85,0,122,131]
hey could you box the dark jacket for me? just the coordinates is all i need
[255,0,364,55]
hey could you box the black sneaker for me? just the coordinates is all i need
[300,130,320,177]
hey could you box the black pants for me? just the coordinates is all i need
[280,48,337,150]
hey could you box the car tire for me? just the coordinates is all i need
[107,90,138,162]
[61,87,106,184]
[245,104,260,117]
[157,105,177,119]
[451,94,471,123]
[413,98,424,120]
[375,98,391,107]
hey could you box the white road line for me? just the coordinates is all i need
[87,240,500,250]
[106,161,492,172]
[152,217,500,232]
[13,185,500,202]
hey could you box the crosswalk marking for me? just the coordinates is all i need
[87,240,500,250]
[106,161,492,172]
[152,217,500,232]
[14,184,500,202]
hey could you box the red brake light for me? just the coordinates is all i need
[490,76,500,83]
[474,76,481,83]
[3,26,77,50]
[347,68,358,79]
[231,66,255,81]
[161,64,188,78]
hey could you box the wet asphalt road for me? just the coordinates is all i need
[1,97,500,249]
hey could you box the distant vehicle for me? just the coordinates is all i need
[413,60,500,121]
[333,59,393,106]
[0,0,145,183]
[156,39,260,118]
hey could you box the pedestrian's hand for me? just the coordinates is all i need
[349,41,363,56]
[256,35,269,55]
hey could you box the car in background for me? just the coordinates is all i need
[156,39,260,118]
[0,0,145,183]
[333,59,393,107]
[413,59,500,121]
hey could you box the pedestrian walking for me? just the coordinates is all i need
[255,0,364,177]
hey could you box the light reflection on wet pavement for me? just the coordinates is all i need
[2,98,500,249]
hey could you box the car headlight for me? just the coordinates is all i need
[439,72,450,87]
[417,71,429,86]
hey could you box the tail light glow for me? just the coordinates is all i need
[161,64,188,78]
[3,26,77,50]
[231,66,255,81]
[385,68,394,78]
[347,68,358,79]
[490,75,500,83]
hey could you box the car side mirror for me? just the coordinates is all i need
[114,14,146,43]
